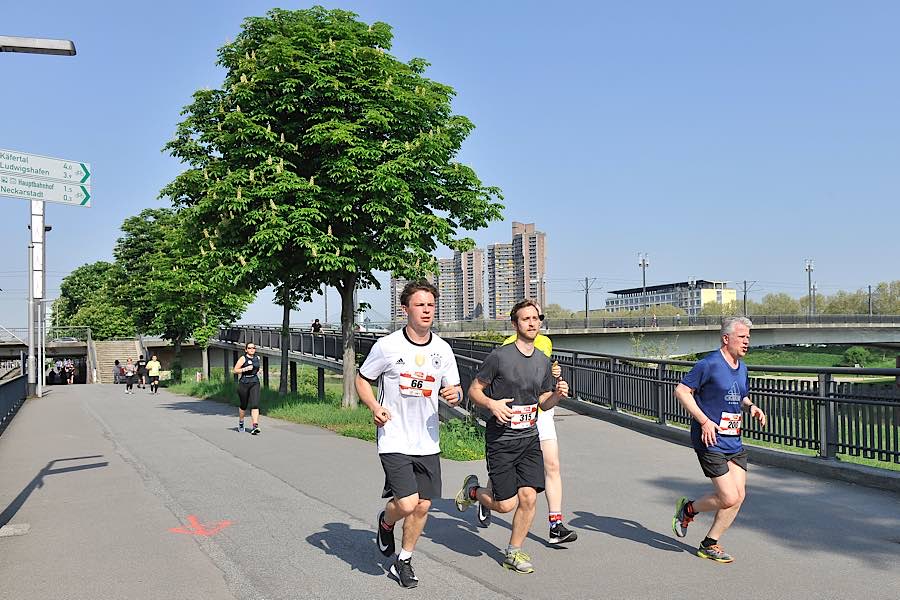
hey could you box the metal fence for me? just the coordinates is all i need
[0,374,27,435]
[216,326,900,465]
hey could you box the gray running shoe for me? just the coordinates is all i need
[503,549,534,574]
[672,497,692,538]
[697,543,734,563]
[454,474,479,512]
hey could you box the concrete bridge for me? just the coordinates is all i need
[433,315,900,356]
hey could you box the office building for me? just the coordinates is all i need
[605,280,736,316]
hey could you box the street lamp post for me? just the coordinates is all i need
[805,259,814,319]
[3,34,75,396]
[638,253,650,314]
[0,36,76,55]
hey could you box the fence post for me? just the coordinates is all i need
[569,353,578,400]
[290,361,298,394]
[656,363,666,424]
[604,358,613,407]
[262,356,269,389]
[817,373,836,460]
[318,367,325,401]
[610,359,619,411]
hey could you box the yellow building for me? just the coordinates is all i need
[605,280,736,316]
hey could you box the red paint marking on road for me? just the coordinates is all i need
[169,515,233,537]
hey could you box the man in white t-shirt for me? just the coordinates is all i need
[355,280,462,589]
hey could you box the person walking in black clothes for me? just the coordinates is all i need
[232,342,261,434]
[137,355,148,389]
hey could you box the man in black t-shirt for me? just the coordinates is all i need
[455,299,569,574]
[311,319,323,333]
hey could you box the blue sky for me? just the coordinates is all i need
[2,1,898,327]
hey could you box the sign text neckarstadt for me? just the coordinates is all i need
[0,174,91,207]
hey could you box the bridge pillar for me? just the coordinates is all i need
[232,350,239,384]
[318,367,325,401]
[262,356,269,389]
[817,373,836,460]
[290,361,297,394]
[223,348,229,382]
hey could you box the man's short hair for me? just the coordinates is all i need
[510,299,540,322]
[721,316,753,336]
[400,280,439,306]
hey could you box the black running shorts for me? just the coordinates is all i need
[149,376,160,383]
[696,449,748,478]
[379,453,441,501]
[486,434,545,501]
[237,381,260,411]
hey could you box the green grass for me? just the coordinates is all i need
[743,345,896,369]
[167,365,485,461]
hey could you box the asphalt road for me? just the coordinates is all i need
[1,383,898,599]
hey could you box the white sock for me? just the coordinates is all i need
[398,548,413,561]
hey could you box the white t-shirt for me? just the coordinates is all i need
[359,328,461,455]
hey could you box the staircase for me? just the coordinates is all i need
[94,340,142,384]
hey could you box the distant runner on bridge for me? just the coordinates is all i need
[672,316,767,563]
[233,342,261,435]
[456,299,570,574]
[355,280,462,589]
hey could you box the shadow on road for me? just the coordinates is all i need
[646,475,900,569]
[160,400,236,418]
[0,455,109,528]
[305,522,389,576]
[569,511,694,553]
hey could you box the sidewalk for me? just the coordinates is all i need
[1,384,898,599]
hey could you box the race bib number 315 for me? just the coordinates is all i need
[509,403,538,429]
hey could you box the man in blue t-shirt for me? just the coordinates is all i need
[671,316,767,564]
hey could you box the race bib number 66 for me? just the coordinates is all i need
[399,371,435,398]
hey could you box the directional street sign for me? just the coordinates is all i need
[0,148,91,185]
[0,173,91,207]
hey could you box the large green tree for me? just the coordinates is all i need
[113,208,252,381]
[162,7,503,406]
[55,261,133,339]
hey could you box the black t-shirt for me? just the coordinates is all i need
[311,322,322,333]
[476,343,553,443]
[137,359,147,373]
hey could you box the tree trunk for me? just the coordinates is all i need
[279,286,291,396]
[338,276,359,408]
[173,337,183,383]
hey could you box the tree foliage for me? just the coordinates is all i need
[55,261,133,339]
[162,7,503,405]
[113,208,252,380]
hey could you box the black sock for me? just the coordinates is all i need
[701,536,717,548]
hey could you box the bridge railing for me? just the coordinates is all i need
[0,374,27,435]
[216,326,900,465]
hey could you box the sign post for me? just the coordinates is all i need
[0,149,92,396]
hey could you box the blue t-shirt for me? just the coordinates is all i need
[681,350,748,453]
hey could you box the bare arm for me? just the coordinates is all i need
[674,382,718,447]
[537,377,570,411]
[232,356,247,375]
[355,373,390,427]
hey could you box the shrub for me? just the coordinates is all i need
[843,346,871,367]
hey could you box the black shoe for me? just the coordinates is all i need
[549,522,578,544]
[390,557,418,588]
[250,426,260,435]
[477,501,491,527]
[376,510,395,557]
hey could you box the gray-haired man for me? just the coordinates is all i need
[671,316,767,563]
